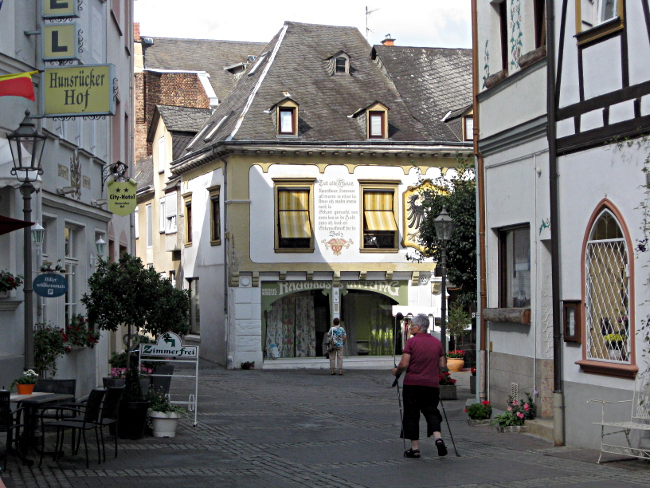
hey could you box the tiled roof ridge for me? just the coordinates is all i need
[139,36,266,45]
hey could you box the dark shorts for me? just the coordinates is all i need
[401,384,442,440]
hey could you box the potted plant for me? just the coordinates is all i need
[147,387,185,438]
[0,270,23,298]
[491,393,536,432]
[11,369,39,394]
[446,349,466,372]
[62,314,100,350]
[34,324,67,377]
[82,253,190,440]
[465,401,492,425]
[438,369,457,400]
[241,361,255,370]
[447,303,471,350]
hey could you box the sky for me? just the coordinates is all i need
[134,0,471,49]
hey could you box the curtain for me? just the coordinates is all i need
[295,295,316,357]
[265,293,316,358]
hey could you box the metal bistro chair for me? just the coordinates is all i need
[97,386,124,462]
[40,389,105,468]
[0,390,27,471]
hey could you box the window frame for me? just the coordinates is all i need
[563,300,582,343]
[577,205,637,378]
[463,115,474,141]
[534,0,547,49]
[209,186,221,246]
[157,135,166,174]
[575,0,625,46]
[183,194,192,247]
[368,110,386,139]
[146,203,153,248]
[159,197,166,234]
[277,102,299,136]
[359,181,399,253]
[134,206,139,240]
[498,224,531,308]
[274,179,315,253]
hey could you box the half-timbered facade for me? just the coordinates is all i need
[475,0,650,449]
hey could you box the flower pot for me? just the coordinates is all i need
[103,377,150,397]
[16,383,35,395]
[447,358,464,372]
[118,401,151,440]
[149,411,180,438]
[495,425,526,433]
[439,384,457,400]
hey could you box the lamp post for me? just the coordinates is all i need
[8,110,46,370]
[434,207,453,354]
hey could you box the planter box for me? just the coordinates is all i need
[439,384,457,400]
[103,377,150,397]
[118,401,150,439]
[467,419,491,426]
[495,425,526,433]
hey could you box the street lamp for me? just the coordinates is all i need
[8,110,46,371]
[434,207,453,354]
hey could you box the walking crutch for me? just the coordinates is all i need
[392,313,406,452]
[439,397,461,457]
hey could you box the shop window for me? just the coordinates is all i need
[209,186,221,245]
[184,195,192,246]
[499,225,530,308]
[576,0,624,45]
[361,184,398,251]
[585,209,630,363]
[274,179,314,252]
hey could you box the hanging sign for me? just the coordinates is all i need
[33,272,68,298]
[43,23,79,61]
[43,64,115,117]
[140,332,198,358]
[42,0,79,18]
[107,178,137,216]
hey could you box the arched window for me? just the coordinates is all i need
[585,209,630,363]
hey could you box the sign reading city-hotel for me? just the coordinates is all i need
[42,65,115,117]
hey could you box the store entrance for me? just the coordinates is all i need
[341,290,397,356]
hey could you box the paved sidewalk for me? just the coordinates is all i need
[2,361,650,488]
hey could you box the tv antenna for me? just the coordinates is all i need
[366,6,379,41]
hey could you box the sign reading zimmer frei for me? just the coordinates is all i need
[42,65,115,117]
[140,332,198,358]
[107,178,137,216]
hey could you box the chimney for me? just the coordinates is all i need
[381,34,395,46]
[134,22,141,40]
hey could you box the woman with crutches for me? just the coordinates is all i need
[391,313,448,458]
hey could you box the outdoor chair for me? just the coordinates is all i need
[97,386,124,462]
[0,390,27,471]
[40,388,105,468]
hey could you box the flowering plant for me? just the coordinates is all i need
[465,401,492,420]
[492,393,536,427]
[11,369,38,387]
[471,367,476,376]
[491,410,524,427]
[447,349,465,359]
[439,370,456,385]
[110,364,152,378]
[62,314,100,349]
[603,333,625,343]
[0,270,24,293]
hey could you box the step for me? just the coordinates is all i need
[525,418,554,442]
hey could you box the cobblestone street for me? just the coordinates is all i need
[2,361,650,488]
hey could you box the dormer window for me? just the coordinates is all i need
[279,107,295,134]
[463,115,474,141]
[369,111,385,138]
[272,97,299,137]
[335,57,347,73]
[327,52,350,75]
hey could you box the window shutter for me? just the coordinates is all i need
[165,191,178,233]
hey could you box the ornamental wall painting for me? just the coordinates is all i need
[402,180,445,254]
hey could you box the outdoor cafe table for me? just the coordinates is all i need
[10,391,75,463]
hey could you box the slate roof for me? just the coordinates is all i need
[135,155,154,193]
[141,37,267,102]
[157,105,212,132]
[181,22,472,158]
[372,45,472,141]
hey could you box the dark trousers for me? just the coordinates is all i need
[401,385,442,440]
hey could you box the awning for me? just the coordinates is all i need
[279,210,311,238]
[364,210,397,231]
[0,214,33,235]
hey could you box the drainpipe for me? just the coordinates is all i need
[471,0,488,403]
[546,0,565,447]
[218,154,232,369]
